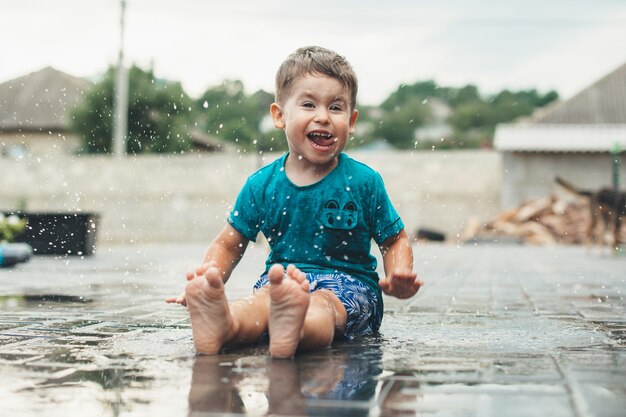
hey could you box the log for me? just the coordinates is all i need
[461,192,624,246]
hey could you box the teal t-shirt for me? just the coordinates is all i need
[228,152,404,295]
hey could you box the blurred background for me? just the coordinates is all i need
[1,0,625,250]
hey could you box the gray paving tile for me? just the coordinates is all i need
[0,243,625,416]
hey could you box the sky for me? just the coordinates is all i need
[2,0,626,105]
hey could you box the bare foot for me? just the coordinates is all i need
[185,266,238,354]
[268,264,310,358]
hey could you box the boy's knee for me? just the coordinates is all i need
[307,291,347,332]
[317,290,348,321]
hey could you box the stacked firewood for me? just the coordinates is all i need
[461,194,625,245]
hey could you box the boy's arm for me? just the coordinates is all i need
[378,229,423,299]
[201,223,250,283]
[165,224,249,305]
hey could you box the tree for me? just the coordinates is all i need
[448,101,495,132]
[71,65,196,154]
[373,97,430,149]
[249,90,289,153]
[197,81,282,151]
[380,81,438,111]
[370,79,559,149]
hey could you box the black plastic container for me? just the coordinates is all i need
[9,212,100,256]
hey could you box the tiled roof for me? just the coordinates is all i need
[0,67,92,132]
[534,61,626,124]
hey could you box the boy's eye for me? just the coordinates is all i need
[330,105,343,111]
[302,102,315,108]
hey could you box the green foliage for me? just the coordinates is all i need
[373,97,430,149]
[71,65,559,153]
[199,79,558,151]
[0,214,27,243]
[71,65,196,154]
[381,81,482,111]
[364,80,558,149]
[448,101,495,131]
[197,81,286,152]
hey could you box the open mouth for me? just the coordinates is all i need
[307,131,336,149]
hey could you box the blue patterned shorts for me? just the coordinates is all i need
[253,272,381,340]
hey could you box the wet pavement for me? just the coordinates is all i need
[0,242,624,416]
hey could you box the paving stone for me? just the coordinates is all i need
[0,243,625,416]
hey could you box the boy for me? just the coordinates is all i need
[167,46,423,358]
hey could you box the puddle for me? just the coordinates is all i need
[18,364,152,392]
[591,322,626,346]
[23,294,93,304]
[187,341,383,415]
[381,312,612,356]
[0,335,31,346]
[0,294,93,309]
[45,320,101,330]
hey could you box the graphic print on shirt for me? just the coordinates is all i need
[321,199,358,230]
[320,197,369,264]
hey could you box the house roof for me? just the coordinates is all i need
[0,67,92,133]
[534,61,626,124]
[189,130,237,152]
[494,124,626,152]
[494,60,626,152]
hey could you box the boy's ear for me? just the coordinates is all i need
[349,109,359,134]
[270,103,285,129]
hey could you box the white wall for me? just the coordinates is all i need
[501,152,626,209]
[1,132,81,158]
[0,150,501,244]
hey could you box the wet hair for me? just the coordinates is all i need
[275,46,358,110]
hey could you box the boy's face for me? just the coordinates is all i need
[271,73,358,169]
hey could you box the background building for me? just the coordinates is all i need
[494,61,626,208]
[0,67,91,159]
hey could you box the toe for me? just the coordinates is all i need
[204,267,223,289]
[292,269,305,283]
[268,264,285,285]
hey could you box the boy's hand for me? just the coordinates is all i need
[165,291,187,306]
[165,261,217,306]
[379,270,423,299]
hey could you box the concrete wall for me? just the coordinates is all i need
[1,132,81,158]
[501,152,626,209]
[0,150,501,244]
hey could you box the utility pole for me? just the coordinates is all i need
[112,0,128,157]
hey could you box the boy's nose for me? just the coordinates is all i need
[314,109,330,124]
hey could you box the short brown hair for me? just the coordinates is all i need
[275,46,358,110]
